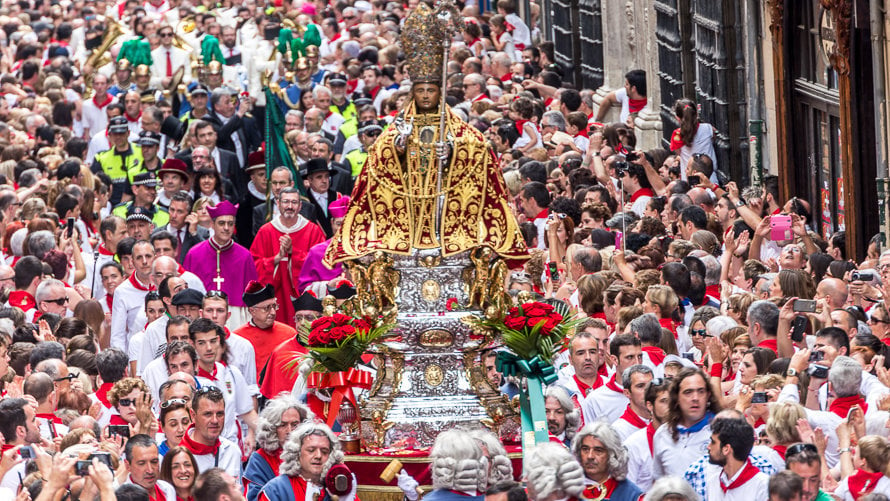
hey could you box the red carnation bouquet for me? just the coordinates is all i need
[480,300,576,363]
[299,313,394,372]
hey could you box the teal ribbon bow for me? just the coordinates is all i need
[496,352,556,460]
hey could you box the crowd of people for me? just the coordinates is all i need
[0,0,884,499]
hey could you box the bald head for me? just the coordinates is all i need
[168,371,197,389]
[688,187,714,208]
[818,278,849,310]
[24,372,54,404]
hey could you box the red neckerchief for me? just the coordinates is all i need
[628,98,648,113]
[152,483,168,501]
[128,273,154,292]
[105,295,113,311]
[109,414,129,425]
[82,217,96,236]
[829,394,868,418]
[125,111,141,122]
[646,422,656,455]
[753,417,765,428]
[572,374,594,398]
[290,476,327,501]
[177,264,186,275]
[533,208,549,220]
[642,346,666,366]
[36,412,62,424]
[197,363,218,382]
[705,284,721,300]
[658,317,678,337]
[720,460,760,493]
[8,290,35,311]
[257,448,282,476]
[619,405,647,429]
[773,445,787,460]
[576,128,589,139]
[500,72,513,83]
[93,93,113,109]
[176,496,194,501]
[848,469,885,500]
[757,338,778,355]
[597,363,609,379]
[472,93,489,103]
[329,33,341,42]
[604,375,622,394]
[630,187,655,203]
[368,85,380,98]
[503,20,516,32]
[470,37,482,47]
[95,382,113,408]
[98,244,114,256]
[180,426,220,456]
[0,444,13,453]
[515,118,530,136]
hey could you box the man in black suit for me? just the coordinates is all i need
[174,120,242,199]
[302,158,341,238]
[203,88,261,172]
[309,137,353,197]
[153,192,208,262]
[252,166,318,238]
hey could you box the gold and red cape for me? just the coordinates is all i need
[323,104,528,266]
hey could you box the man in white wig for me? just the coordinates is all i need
[524,442,586,501]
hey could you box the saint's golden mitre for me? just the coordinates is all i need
[401,2,461,84]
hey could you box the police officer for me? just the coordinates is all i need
[113,172,170,228]
[91,116,143,206]
[343,119,382,178]
[138,131,163,177]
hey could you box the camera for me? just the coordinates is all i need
[808,365,828,379]
[751,392,768,404]
[808,350,825,363]
[852,271,875,282]
[19,446,33,459]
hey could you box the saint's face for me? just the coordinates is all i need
[412,83,441,112]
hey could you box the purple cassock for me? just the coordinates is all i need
[183,200,259,307]
[296,196,349,294]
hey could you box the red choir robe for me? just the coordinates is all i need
[234,321,298,376]
[260,336,307,399]
[251,216,326,327]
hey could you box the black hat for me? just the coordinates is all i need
[292,291,323,313]
[107,116,129,134]
[327,73,347,85]
[160,115,186,142]
[353,94,372,107]
[171,288,204,306]
[327,281,356,299]
[126,205,155,223]
[358,119,383,135]
[131,172,158,187]
[190,85,210,96]
[137,130,162,146]
[302,158,334,177]
[242,280,275,307]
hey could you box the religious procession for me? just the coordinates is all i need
[0,0,881,499]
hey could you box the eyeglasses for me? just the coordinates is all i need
[251,303,279,313]
[44,296,69,305]
[367,131,381,138]
[160,32,174,37]
[118,398,137,407]
[786,442,818,457]
[160,398,188,409]
[295,313,319,324]
[53,372,80,383]
[869,316,890,325]
[689,329,711,337]
[649,377,669,388]
[206,290,228,300]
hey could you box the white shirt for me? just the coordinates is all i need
[142,356,169,410]
[580,378,627,425]
[195,361,253,445]
[322,112,346,139]
[110,275,151,352]
[835,474,890,501]
[624,426,655,490]
[311,190,328,216]
[137,315,169,376]
[703,463,769,501]
[37,415,69,441]
[504,13,531,49]
[82,94,114,138]
[652,421,712,478]
[125,478,177,500]
[226,332,259,396]
[187,431,243,488]
[677,123,719,176]
[612,409,648,442]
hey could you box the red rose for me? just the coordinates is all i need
[526,316,547,329]
[316,330,332,344]
[331,313,353,326]
[541,316,561,335]
[508,306,519,316]
[354,319,371,332]
[311,317,334,331]
[504,315,526,330]
[446,298,458,311]
[523,303,548,318]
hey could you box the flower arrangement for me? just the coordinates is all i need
[483,300,575,364]
[300,313,393,373]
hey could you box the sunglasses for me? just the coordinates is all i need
[160,32,173,37]
[786,442,818,457]
[44,296,69,305]
[869,316,890,325]
[206,290,228,300]
[118,398,137,407]
[160,398,188,409]
[689,329,711,337]
[53,372,80,383]
[196,385,223,396]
